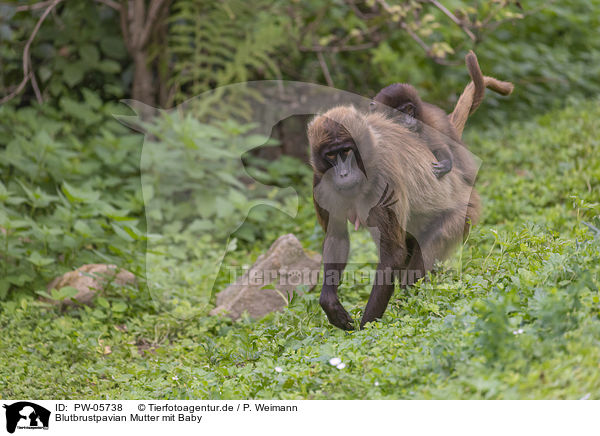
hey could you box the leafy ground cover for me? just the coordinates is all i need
[1,98,599,399]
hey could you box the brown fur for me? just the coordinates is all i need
[372,83,478,185]
[450,50,514,137]
[373,83,459,141]
[308,105,479,329]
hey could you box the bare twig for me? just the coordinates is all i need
[300,42,378,53]
[337,23,382,47]
[119,0,168,50]
[376,0,431,54]
[429,0,476,41]
[0,0,62,104]
[4,0,54,12]
[345,0,379,19]
[483,3,545,33]
[316,52,334,87]
[478,1,508,28]
[30,70,42,102]
[294,6,328,60]
[139,0,168,47]
[94,0,121,11]
[374,0,395,16]
[399,21,430,53]
[375,0,464,66]
[0,71,32,103]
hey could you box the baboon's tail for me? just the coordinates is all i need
[449,50,514,137]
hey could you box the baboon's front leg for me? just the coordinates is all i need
[361,190,406,328]
[319,218,353,330]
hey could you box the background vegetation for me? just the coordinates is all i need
[0,0,599,399]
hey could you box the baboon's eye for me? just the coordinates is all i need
[342,149,351,158]
[326,152,336,160]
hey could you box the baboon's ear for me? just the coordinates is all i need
[397,102,415,117]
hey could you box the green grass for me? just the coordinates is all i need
[1,98,599,399]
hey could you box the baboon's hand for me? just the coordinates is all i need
[432,159,452,179]
[320,292,354,330]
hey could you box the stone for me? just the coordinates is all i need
[45,264,136,307]
[210,234,321,320]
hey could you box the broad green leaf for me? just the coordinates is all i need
[111,223,134,242]
[58,286,80,300]
[96,297,110,309]
[79,44,100,66]
[26,251,55,267]
[111,301,127,312]
[61,181,100,203]
[63,62,85,87]
[35,290,54,300]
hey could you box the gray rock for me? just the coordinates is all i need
[45,264,136,307]
[210,234,321,320]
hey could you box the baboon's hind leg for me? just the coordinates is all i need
[406,208,468,280]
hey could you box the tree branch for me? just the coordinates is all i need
[300,42,378,53]
[132,0,145,49]
[30,68,42,102]
[119,0,132,51]
[0,0,53,12]
[375,0,430,53]
[94,0,121,11]
[139,0,169,47]
[399,21,431,54]
[344,0,379,19]
[375,0,463,65]
[316,52,334,87]
[428,0,476,41]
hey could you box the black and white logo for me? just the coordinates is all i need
[3,402,50,434]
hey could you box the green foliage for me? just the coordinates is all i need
[0,1,128,105]
[472,0,600,124]
[1,0,600,400]
[138,111,302,242]
[0,95,145,299]
[1,98,600,399]
[167,0,291,112]
[279,1,521,103]
[4,0,598,126]
[131,110,308,317]
[281,0,600,124]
